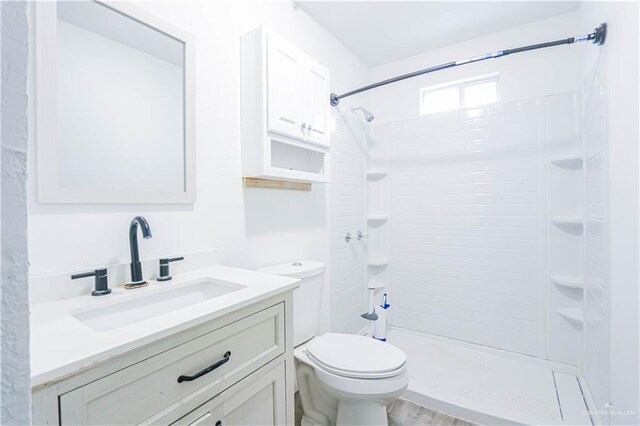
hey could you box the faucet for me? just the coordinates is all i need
[127,216,152,288]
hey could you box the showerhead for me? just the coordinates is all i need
[351,106,375,122]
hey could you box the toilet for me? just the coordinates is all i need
[258,261,408,426]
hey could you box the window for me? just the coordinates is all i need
[420,74,499,115]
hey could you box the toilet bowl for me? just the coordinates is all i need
[295,333,408,426]
[257,261,409,426]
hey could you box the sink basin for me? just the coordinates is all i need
[72,279,245,332]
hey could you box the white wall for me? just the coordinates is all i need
[1,1,31,424]
[28,1,369,334]
[369,11,587,123]
[579,2,639,424]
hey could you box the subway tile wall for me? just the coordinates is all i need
[330,111,368,333]
[388,99,548,357]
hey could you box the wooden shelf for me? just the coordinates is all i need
[367,258,389,267]
[551,275,584,290]
[366,169,388,180]
[243,178,311,191]
[558,308,584,327]
[550,155,583,169]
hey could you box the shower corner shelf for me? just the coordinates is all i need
[366,169,388,180]
[367,214,389,223]
[549,154,583,169]
[551,275,584,290]
[558,308,584,327]
[367,258,389,267]
[551,216,584,228]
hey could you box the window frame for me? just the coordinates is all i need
[419,73,500,115]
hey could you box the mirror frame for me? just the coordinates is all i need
[35,0,196,204]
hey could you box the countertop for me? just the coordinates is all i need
[30,265,299,388]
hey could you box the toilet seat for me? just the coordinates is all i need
[304,333,406,379]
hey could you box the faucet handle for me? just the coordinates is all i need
[71,268,111,296]
[158,256,184,282]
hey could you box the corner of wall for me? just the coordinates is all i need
[1,1,32,424]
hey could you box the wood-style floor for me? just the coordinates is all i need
[295,394,477,426]
[387,399,477,426]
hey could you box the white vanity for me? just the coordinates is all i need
[31,266,299,425]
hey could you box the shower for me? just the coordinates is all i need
[351,106,375,122]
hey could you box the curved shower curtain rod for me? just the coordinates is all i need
[330,23,607,107]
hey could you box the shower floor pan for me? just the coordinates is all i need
[387,327,592,425]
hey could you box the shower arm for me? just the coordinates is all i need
[329,23,607,107]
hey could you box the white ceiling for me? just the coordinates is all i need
[296,1,580,67]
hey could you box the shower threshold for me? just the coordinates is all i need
[387,327,593,425]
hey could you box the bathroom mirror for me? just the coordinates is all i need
[35,1,195,203]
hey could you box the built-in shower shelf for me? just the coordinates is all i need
[367,214,389,223]
[367,258,389,267]
[549,155,583,169]
[558,308,584,327]
[366,169,388,180]
[551,275,584,290]
[551,217,584,229]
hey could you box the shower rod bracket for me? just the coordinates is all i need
[329,23,607,107]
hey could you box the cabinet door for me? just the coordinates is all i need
[266,34,305,140]
[303,58,330,147]
[173,360,287,426]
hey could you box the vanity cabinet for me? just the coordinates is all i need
[241,27,331,183]
[32,293,295,425]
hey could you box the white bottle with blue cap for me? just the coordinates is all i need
[373,293,390,341]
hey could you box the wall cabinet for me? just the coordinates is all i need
[242,28,331,183]
[32,294,295,425]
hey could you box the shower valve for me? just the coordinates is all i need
[357,230,367,240]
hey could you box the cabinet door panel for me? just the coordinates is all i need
[173,360,287,426]
[266,34,304,140]
[303,59,330,147]
[59,304,285,425]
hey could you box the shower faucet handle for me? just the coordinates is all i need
[357,230,367,240]
[345,232,352,243]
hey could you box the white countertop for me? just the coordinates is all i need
[30,265,299,388]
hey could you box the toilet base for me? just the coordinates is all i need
[336,400,389,426]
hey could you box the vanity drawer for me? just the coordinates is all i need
[59,303,285,425]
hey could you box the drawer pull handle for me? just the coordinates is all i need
[177,351,231,383]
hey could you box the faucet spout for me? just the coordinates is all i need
[129,216,152,286]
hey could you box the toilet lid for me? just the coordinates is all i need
[305,333,406,379]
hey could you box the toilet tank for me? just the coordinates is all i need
[258,261,325,346]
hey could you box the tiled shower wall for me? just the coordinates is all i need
[388,99,548,357]
[330,111,368,333]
